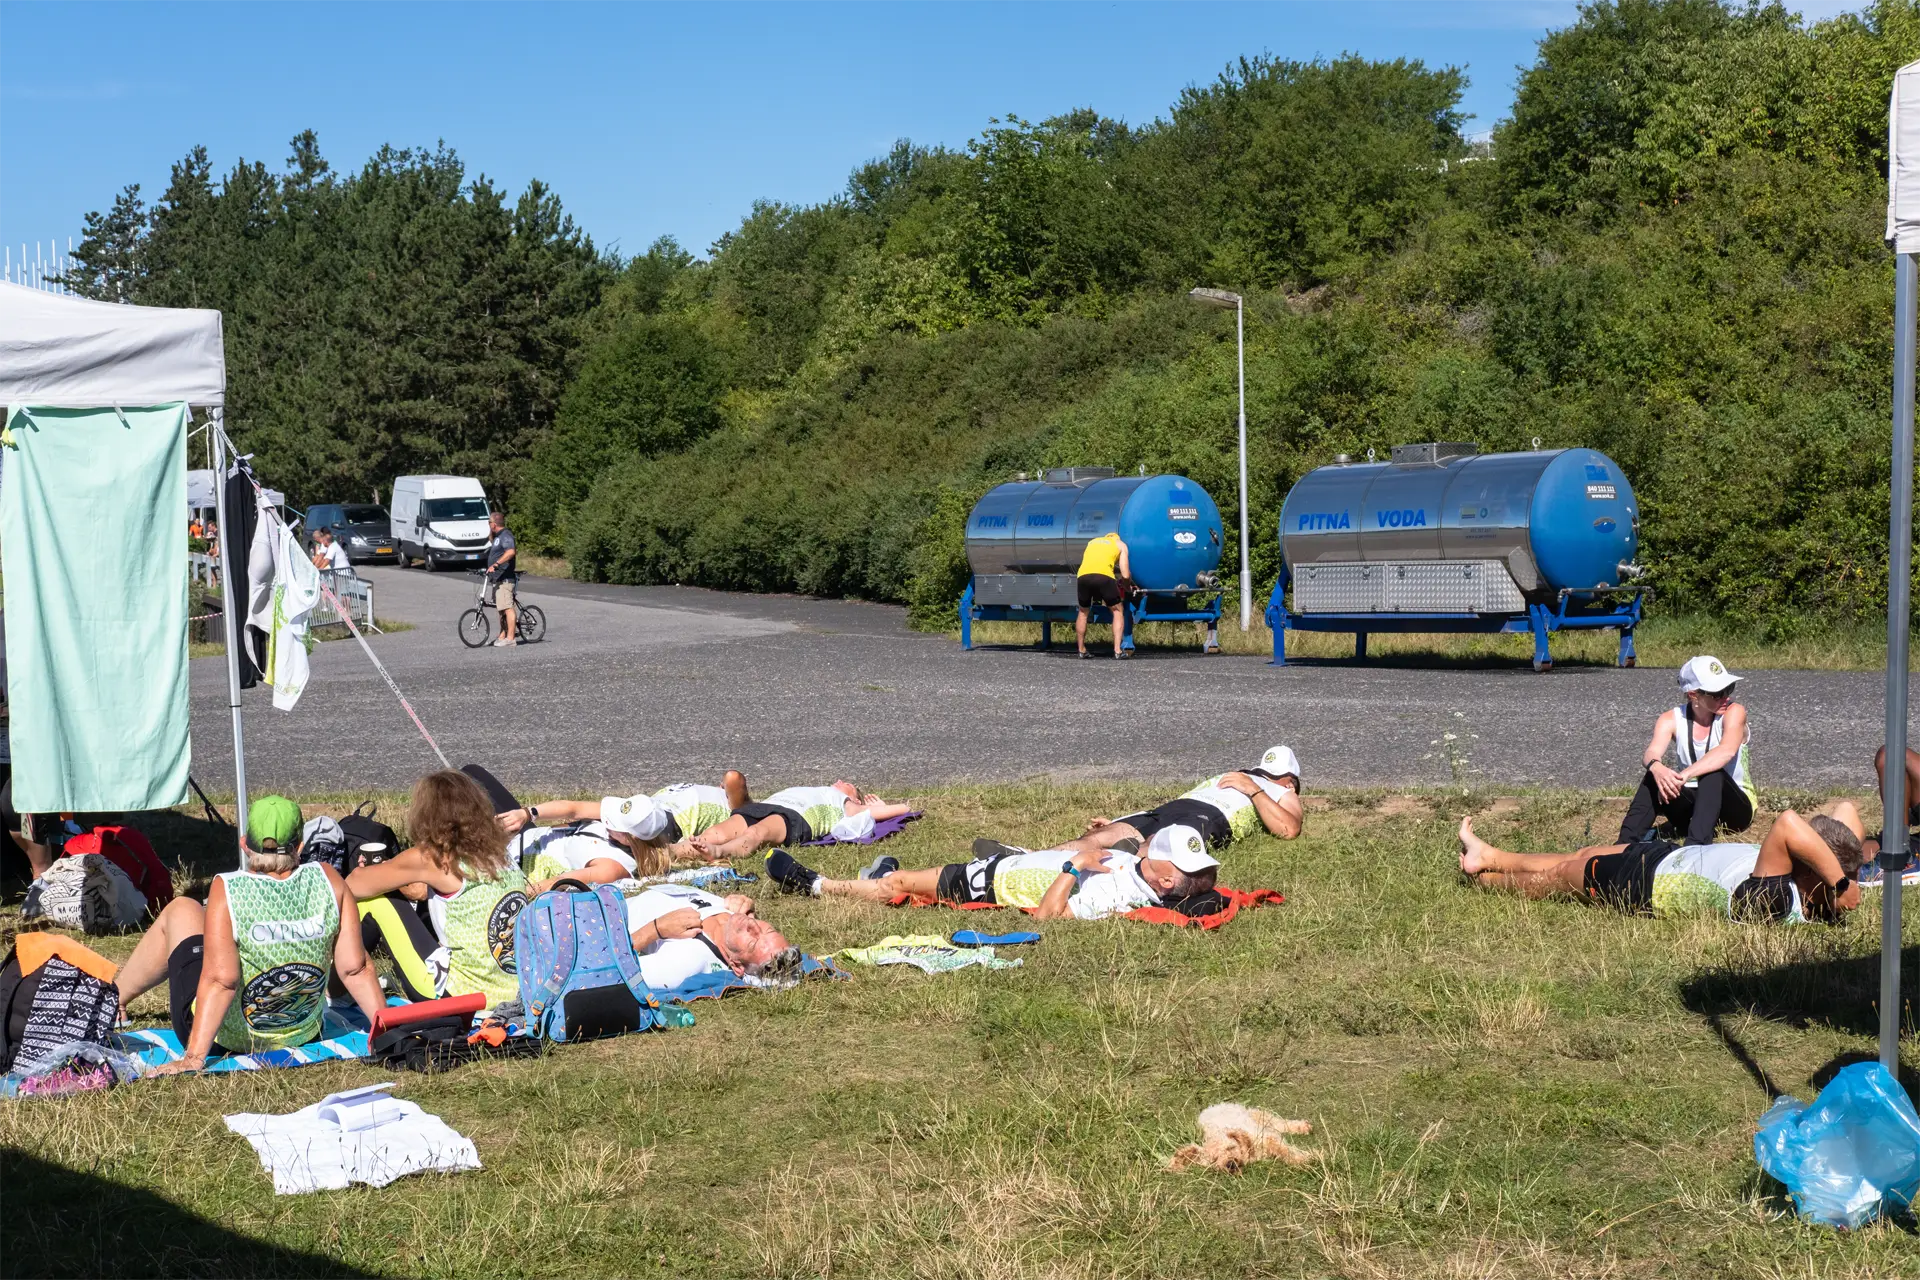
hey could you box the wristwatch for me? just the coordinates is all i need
[1832,875,1852,896]
[527,805,539,823]
[1061,859,1085,884]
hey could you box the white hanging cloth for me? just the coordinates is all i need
[243,491,320,710]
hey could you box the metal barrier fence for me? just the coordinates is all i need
[189,554,378,632]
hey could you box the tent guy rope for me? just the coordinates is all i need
[215,423,451,774]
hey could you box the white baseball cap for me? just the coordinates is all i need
[601,793,668,841]
[1678,655,1739,694]
[1256,744,1302,786]
[1145,824,1220,874]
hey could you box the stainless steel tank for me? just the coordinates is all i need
[965,469,1224,609]
[1278,444,1639,614]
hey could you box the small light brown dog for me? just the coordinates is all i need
[1168,1103,1314,1173]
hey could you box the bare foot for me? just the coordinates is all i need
[1457,816,1492,876]
[723,770,750,810]
[1083,817,1112,835]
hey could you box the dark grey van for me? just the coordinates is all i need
[305,503,398,564]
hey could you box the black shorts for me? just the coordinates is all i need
[1118,799,1234,849]
[1077,573,1121,608]
[733,802,812,846]
[1731,873,1803,923]
[1582,838,1679,912]
[165,936,234,1056]
[935,855,1007,905]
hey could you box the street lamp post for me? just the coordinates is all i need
[1189,287,1250,629]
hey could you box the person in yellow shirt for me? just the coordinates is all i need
[1075,531,1132,659]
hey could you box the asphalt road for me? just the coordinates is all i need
[189,564,1911,800]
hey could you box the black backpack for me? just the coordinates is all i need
[369,1017,541,1074]
[0,943,118,1074]
[338,801,401,867]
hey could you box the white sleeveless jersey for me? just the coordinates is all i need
[1672,706,1755,804]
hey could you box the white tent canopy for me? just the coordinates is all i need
[0,280,225,407]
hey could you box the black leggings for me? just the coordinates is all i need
[1617,766,1755,846]
[355,893,445,1002]
[460,763,521,817]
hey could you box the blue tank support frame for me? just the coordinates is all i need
[959,583,1224,653]
[1262,563,1642,672]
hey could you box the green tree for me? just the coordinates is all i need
[518,314,728,544]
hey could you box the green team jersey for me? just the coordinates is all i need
[430,864,531,1006]
[764,786,849,840]
[652,783,730,841]
[216,863,339,1052]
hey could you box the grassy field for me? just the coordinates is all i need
[2,783,1915,1279]
[963,614,1897,673]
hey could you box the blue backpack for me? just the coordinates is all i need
[514,885,667,1042]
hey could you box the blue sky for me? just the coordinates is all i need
[0,1,1864,262]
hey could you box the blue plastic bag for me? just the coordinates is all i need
[1754,1063,1920,1228]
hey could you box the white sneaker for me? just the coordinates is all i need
[492,637,516,647]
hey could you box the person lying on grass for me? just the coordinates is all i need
[1457,802,1867,923]
[115,796,387,1075]
[690,782,914,861]
[1067,744,1304,857]
[497,792,683,891]
[763,823,1220,921]
[494,772,751,867]
[623,882,799,988]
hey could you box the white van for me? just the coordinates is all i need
[389,475,492,571]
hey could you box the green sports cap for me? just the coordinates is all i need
[246,795,303,853]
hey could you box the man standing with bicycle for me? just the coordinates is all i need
[485,510,519,648]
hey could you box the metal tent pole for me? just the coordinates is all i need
[210,410,249,865]
[1883,252,1915,1071]
[1236,297,1249,631]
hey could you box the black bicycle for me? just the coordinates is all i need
[458,574,545,648]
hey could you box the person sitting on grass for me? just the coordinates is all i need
[1068,744,1305,856]
[1617,656,1756,848]
[114,796,387,1075]
[346,770,531,1006]
[494,771,751,870]
[623,882,800,989]
[690,782,913,861]
[1868,743,1920,863]
[763,823,1220,921]
[1458,803,1866,924]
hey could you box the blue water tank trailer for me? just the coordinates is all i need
[1266,442,1645,671]
[960,469,1226,652]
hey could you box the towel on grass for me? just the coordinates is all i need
[225,1082,480,1195]
[801,811,923,846]
[115,1002,377,1074]
[658,953,847,1003]
[839,934,1022,974]
[889,886,1284,931]
[622,867,758,892]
